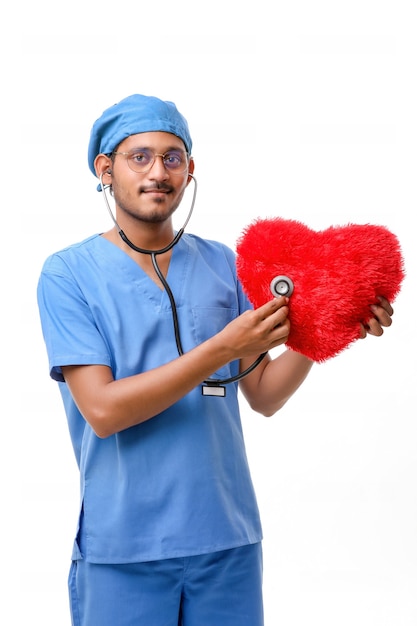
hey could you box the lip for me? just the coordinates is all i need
[142,191,170,202]
[141,187,171,196]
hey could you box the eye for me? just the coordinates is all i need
[164,150,185,168]
[129,149,152,165]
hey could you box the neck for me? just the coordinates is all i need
[103,222,179,256]
[119,227,181,255]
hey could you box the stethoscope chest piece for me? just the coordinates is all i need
[270,275,294,298]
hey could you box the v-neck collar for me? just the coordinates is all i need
[97,233,191,309]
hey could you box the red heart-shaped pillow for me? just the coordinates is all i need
[236,218,405,362]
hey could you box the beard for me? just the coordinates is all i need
[112,182,185,224]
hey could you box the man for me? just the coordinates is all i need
[37,94,393,626]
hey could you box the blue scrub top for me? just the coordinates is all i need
[37,233,263,563]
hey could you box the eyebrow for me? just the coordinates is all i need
[125,145,187,153]
[123,144,188,154]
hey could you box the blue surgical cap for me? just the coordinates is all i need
[87,94,192,184]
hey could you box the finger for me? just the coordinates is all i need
[258,299,289,331]
[267,320,291,348]
[256,297,289,319]
[370,303,393,328]
[359,323,367,339]
[270,306,290,329]
[363,317,384,337]
[376,296,394,317]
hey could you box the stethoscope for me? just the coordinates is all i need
[99,172,292,396]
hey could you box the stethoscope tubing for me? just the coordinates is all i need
[99,173,266,387]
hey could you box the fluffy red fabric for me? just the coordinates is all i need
[236,218,405,362]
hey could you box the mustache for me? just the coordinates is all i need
[140,182,173,193]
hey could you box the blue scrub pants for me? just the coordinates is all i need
[68,542,263,626]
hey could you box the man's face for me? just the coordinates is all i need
[109,131,194,225]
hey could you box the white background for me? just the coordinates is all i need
[3,1,416,624]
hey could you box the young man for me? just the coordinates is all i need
[37,94,393,626]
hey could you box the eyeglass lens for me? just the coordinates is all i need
[122,149,188,173]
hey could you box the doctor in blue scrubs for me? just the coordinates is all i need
[37,94,394,626]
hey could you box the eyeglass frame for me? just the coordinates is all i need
[110,148,191,175]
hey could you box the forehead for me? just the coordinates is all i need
[117,131,186,152]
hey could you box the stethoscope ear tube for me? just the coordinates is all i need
[99,171,267,392]
[99,172,197,255]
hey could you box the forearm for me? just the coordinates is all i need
[63,297,293,437]
[240,349,314,417]
[64,332,236,438]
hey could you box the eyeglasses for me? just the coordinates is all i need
[112,148,190,174]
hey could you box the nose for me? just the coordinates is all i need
[148,154,169,180]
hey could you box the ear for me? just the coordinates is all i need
[187,157,195,183]
[94,154,113,183]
